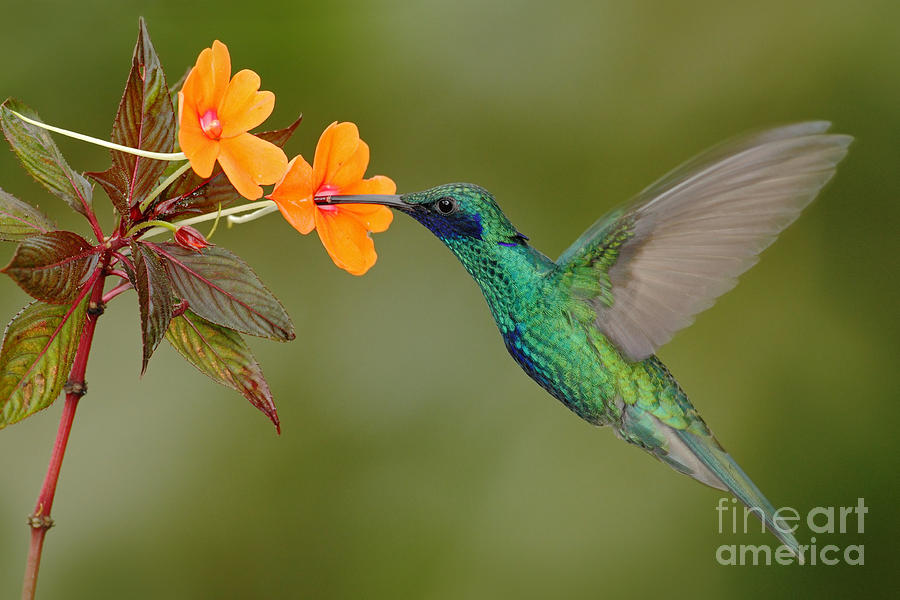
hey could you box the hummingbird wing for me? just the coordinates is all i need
[557,122,851,361]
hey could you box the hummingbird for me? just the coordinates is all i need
[317,122,851,557]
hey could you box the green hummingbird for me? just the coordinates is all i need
[318,122,850,557]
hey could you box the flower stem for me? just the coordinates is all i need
[140,200,278,239]
[126,219,179,238]
[205,204,223,239]
[138,161,193,212]
[225,203,278,225]
[21,262,108,600]
[102,281,132,304]
[10,110,186,161]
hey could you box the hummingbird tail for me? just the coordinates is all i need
[617,406,802,561]
[671,426,802,561]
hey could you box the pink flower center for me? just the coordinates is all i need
[315,184,340,212]
[199,109,223,139]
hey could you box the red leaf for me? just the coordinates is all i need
[258,115,303,148]
[87,18,175,220]
[150,242,294,341]
[129,241,173,373]
[2,231,99,303]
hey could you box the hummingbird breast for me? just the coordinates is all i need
[472,257,623,425]
[498,302,622,426]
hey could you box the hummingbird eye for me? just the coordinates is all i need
[435,197,458,215]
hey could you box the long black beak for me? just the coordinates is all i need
[314,194,408,209]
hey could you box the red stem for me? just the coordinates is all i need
[107,269,130,281]
[21,259,108,600]
[102,281,132,304]
[77,194,104,244]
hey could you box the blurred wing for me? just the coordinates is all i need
[557,122,852,361]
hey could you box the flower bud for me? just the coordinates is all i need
[174,226,212,252]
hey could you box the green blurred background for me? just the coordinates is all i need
[1,1,897,598]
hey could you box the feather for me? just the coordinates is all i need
[557,122,852,361]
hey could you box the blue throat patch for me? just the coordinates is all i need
[413,211,483,241]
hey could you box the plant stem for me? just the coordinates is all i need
[21,262,108,600]
[125,219,179,238]
[9,111,186,161]
[101,281,132,304]
[106,269,130,281]
[140,200,278,239]
[138,161,192,212]
[225,203,278,225]
[77,199,104,244]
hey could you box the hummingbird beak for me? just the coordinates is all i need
[314,194,409,210]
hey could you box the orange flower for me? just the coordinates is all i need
[178,41,288,200]
[268,122,395,275]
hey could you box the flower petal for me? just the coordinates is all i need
[268,156,316,234]
[342,174,397,196]
[182,40,231,112]
[330,140,370,190]
[315,208,378,275]
[339,204,394,233]
[218,70,275,137]
[339,175,397,232]
[178,92,219,177]
[312,122,365,190]
[209,41,232,102]
[218,133,289,200]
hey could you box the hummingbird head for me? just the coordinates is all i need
[316,183,530,251]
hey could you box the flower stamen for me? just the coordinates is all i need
[199,109,223,139]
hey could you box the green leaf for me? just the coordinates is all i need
[0,98,94,218]
[0,298,88,428]
[130,241,173,373]
[156,115,302,217]
[2,231,99,303]
[0,187,55,241]
[166,309,279,431]
[87,18,175,220]
[150,242,294,341]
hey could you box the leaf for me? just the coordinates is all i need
[166,309,280,431]
[168,66,191,108]
[0,98,94,218]
[150,242,294,341]
[130,241,173,373]
[2,231,99,303]
[0,298,88,428]
[87,18,175,220]
[156,115,303,218]
[258,115,303,148]
[0,187,55,241]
